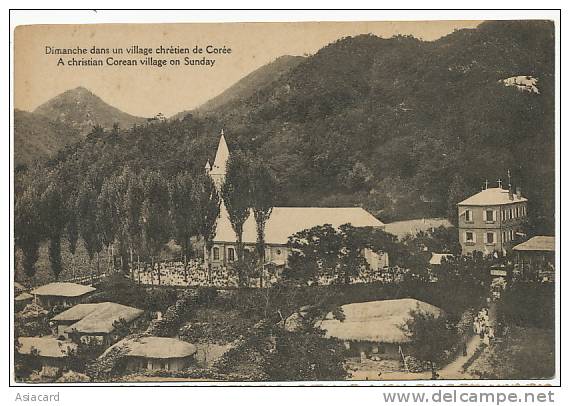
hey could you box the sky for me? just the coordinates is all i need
[14,21,482,117]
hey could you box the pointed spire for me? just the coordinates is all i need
[204,159,211,171]
[210,129,230,176]
[485,179,489,189]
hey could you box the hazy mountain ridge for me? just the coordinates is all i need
[172,55,306,120]
[33,86,148,134]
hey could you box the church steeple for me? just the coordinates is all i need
[209,129,230,190]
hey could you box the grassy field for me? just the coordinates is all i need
[466,326,555,380]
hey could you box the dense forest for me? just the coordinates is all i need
[15,20,555,258]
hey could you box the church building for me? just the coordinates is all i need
[205,130,389,271]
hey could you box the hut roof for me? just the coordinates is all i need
[429,253,454,265]
[15,292,33,301]
[31,282,96,297]
[17,337,77,358]
[513,236,555,252]
[14,282,26,291]
[52,302,143,334]
[104,337,197,359]
[317,298,442,344]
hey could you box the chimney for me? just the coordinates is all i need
[516,186,522,200]
[508,186,514,200]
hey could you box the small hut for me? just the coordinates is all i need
[31,282,96,308]
[17,336,78,370]
[102,336,197,372]
[317,298,442,360]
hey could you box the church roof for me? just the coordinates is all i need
[458,187,527,206]
[210,131,229,176]
[214,206,385,245]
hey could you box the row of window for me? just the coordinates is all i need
[463,206,526,223]
[464,229,517,244]
[212,246,283,261]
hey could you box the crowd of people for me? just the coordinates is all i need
[473,307,495,346]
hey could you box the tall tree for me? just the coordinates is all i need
[66,190,79,278]
[124,170,145,276]
[40,172,68,280]
[97,177,121,272]
[141,171,171,285]
[196,174,220,282]
[15,179,44,280]
[77,176,103,278]
[169,172,200,280]
[221,152,252,286]
[249,159,276,287]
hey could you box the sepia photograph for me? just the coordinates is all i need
[10,12,558,386]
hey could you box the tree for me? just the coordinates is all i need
[77,176,103,278]
[66,190,79,278]
[97,177,121,273]
[286,224,344,285]
[40,172,68,280]
[15,180,44,280]
[169,172,200,280]
[249,159,276,286]
[400,307,458,379]
[141,171,171,285]
[124,170,145,276]
[196,174,220,282]
[221,152,252,286]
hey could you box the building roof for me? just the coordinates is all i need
[31,282,96,298]
[512,236,555,252]
[17,337,78,358]
[214,206,385,245]
[458,187,527,206]
[14,282,26,291]
[317,298,442,343]
[52,302,144,334]
[103,336,197,359]
[384,218,452,239]
[210,131,229,176]
[429,253,454,265]
[15,292,33,301]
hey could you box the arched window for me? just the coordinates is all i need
[213,247,220,261]
[228,247,235,262]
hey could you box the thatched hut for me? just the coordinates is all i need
[31,282,96,308]
[317,298,442,360]
[102,336,197,372]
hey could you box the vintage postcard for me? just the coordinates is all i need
[11,14,558,386]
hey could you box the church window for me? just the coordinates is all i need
[213,247,220,261]
[228,247,235,262]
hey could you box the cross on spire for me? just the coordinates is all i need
[507,169,512,188]
[497,179,502,188]
[484,179,489,189]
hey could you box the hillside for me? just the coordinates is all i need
[173,55,305,119]
[16,20,556,234]
[14,109,81,167]
[33,86,147,135]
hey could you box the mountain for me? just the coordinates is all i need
[16,21,556,234]
[33,86,147,135]
[172,55,306,119]
[14,109,81,167]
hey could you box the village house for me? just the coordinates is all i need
[50,302,144,347]
[31,282,96,308]
[206,130,389,271]
[317,298,442,361]
[17,336,78,371]
[512,236,555,282]
[102,336,197,372]
[457,182,528,255]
